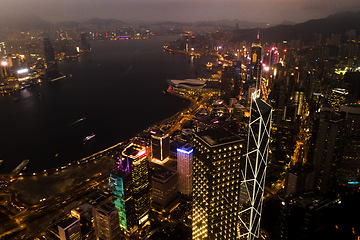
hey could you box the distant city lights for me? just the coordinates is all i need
[1,61,7,66]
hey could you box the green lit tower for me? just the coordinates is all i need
[110,142,150,237]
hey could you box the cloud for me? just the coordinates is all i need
[1,0,360,24]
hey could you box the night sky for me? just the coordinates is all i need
[3,0,360,24]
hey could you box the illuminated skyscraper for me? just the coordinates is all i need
[238,89,272,240]
[177,143,193,196]
[251,33,262,88]
[93,202,121,240]
[58,217,82,240]
[151,132,170,164]
[0,42,6,56]
[110,143,150,236]
[328,88,348,115]
[192,128,244,239]
[110,166,137,234]
[151,166,179,212]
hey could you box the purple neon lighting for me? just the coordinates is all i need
[125,157,130,173]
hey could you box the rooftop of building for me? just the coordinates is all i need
[179,143,193,151]
[122,143,146,159]
[152,166,177,181]
[289,163,314,175]
[195,127,243,147]
[58,217,79,229]
[96,202,116,214]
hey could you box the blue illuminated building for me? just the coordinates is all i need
[177,143,194,196]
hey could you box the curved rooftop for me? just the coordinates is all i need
[167,79,206,89]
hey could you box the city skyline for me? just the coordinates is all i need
[1,3,360,238]
[1,0,360,24]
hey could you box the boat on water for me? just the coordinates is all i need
[0,160,3,167]
[83,133,96,142]
[12,159,30,174]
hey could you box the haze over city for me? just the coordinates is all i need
[2,0,360,24]
[1,0,360,239]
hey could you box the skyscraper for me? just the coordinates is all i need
[93,202,121,240]
[80,32,90,51]
[192,128,244,239]
[238,89,272,240]
[151,132,170,164]
[151,166,179,212]
[43,37,56,68]
[251,33,262,89]
[58,217,82,240]
[328,88,348,115]
[339,104,360,183]
[0,42,6,57]
[312,114,346,193]
[177,143,193,196]
[110,142,150,236]
[110,166,137,234]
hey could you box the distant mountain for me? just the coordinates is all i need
[151,19,269,29]
[234,10,360,43]
[0,15,50,30]
[195,19,269,29]
[85,18,127,26]
[280,20,297,25]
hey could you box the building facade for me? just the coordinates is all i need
[110,142,150,236]
[192,128,244,239]
[238,90,272,240]
[177,143,194,195]
[58,217,82,240]
[93,203,121,240]
[151,133,170,164]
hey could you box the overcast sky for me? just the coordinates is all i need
[3,0,360,24]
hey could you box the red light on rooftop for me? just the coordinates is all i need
[136,149,147,158]
[284,49,287,52]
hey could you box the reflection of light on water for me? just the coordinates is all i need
[20,88,31,97]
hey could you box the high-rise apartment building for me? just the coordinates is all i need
[110,142,150,236]
[177,143,193,196]
[93,202,121,240]
[192,128,244,239]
